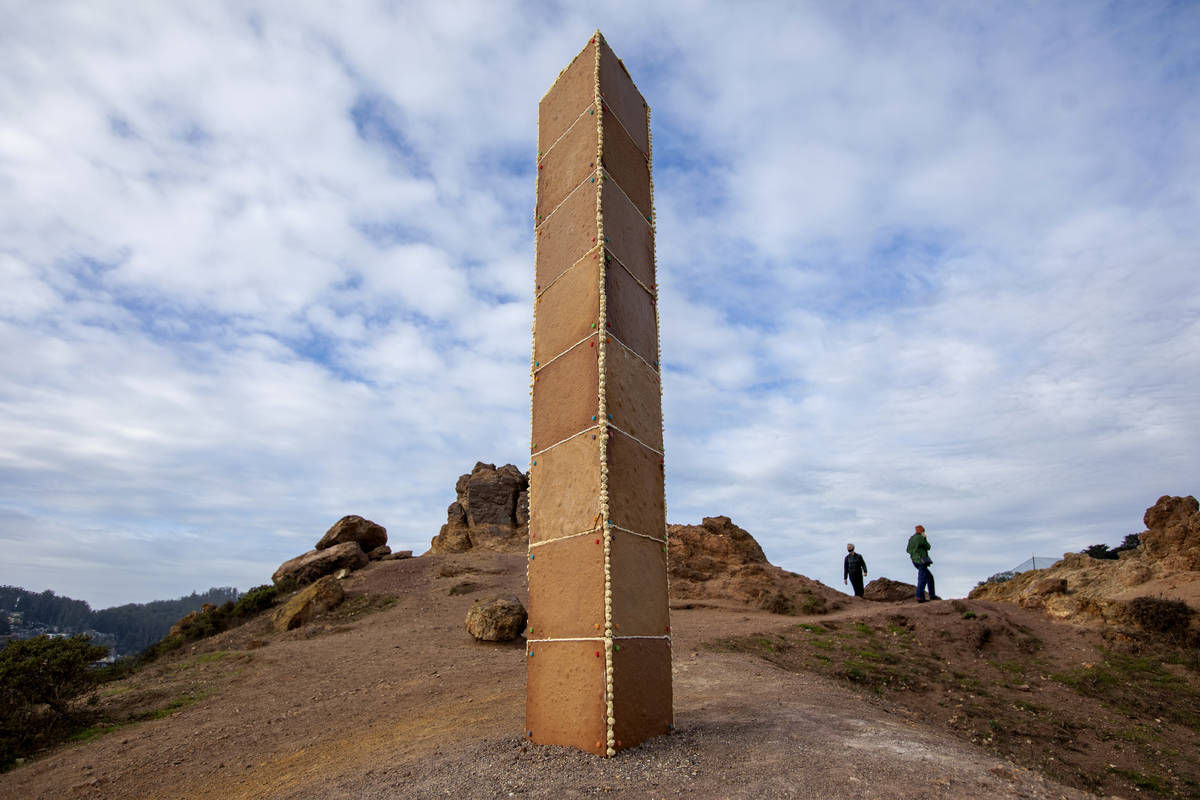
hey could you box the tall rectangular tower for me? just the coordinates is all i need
[526,32,672,757]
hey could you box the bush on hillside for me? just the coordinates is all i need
[1126,597,1194,642]
[0,635,108,767]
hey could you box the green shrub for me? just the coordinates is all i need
[1126,596,1193,640]
[232,584,279,618]
[0,635,108,767]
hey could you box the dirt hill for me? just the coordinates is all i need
[5,541,1199,799]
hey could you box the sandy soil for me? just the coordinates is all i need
[0,554,1119,799]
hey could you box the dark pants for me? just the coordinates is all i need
[848,572,865,597]
[915,563,935,600]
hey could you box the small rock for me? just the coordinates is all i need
[465,596,527,642]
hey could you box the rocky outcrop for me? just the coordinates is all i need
[273,541,368,587]
[969,495,1200,629]
[273,575,345,632]
[316,515,387,553]
[427,463,529,554]
[1141,495,1200,571]
[367,545,391,561]
[668,516,842,615]
[864,577,917,602]
[465,596,527,641]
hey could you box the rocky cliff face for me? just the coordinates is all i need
[667,516,843,615]
[969,495,1200,628]
[426,462,529,554]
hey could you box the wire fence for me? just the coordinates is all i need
[981,555,1058,585]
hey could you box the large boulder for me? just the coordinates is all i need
[668,516,842,615]
[863,577,917,602]
[273,575,345,632]
[465,596,527,641]
[316,515,387,552]
[1141,495,1200,571]
[428,462,529,554]
[272,541,368,587]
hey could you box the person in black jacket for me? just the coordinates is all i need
[843,543,868,597]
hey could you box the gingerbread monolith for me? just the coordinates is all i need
[526,31,672,757]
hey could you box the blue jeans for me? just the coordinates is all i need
[914,563,935,600]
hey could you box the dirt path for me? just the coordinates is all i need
[0,556,1106,800]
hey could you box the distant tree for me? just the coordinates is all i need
[1083,543,1118,560]
[1084,533,1143,560]
[0,615,10,636]
[1114,533,1142,553]
[0,635,109,766]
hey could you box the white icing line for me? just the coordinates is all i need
[609,424,663,457]
[600,167,652,229]
[536,244,602,299]
[536,167,598,231]
[605,249,655,298]
[605,331,659,376]
[612,524,666,544]
[528,526,600,549]
[593,34,617,759]
[533,332,596,376]
[531,425,600,459]
[598,90,649,160]
[538,103,594,164]
[614,635,671,640]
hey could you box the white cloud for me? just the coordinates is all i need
[0,1,1197,608]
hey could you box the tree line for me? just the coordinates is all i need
[0,585,240,655]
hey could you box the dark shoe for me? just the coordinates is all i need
[916,598,927,603]
[931,595,942,601]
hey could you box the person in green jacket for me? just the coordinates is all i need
[906,524,938,602]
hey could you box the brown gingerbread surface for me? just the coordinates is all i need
[534,184,597,291]
[604,263,657,365]
[530,340,598,449]
[533,260,600,365]
[611,637,673,749]
[528,433,600,541]
[604,343,663,451]
[598,40,649,155]
[601,181,654,287]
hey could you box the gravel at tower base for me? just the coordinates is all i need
[525,31,671,758]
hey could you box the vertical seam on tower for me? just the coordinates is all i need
[593,31,616,760]
[648,101,674,732]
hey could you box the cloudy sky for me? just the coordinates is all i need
[2,1,1197,609]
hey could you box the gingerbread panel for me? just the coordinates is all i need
[528,432,601,544]
[606,428,666,539]
[531,338,599,450]
[536,114,597,224]
[601,180,654,289]
[598,41,649,156]
[534,260,600,365]
[611,638,673,751]
[528,532,606,638]
[526,640,608,754]
[604,343,662,452]
[535,180,598,291]
[605,260,657,366]
[539,39,597,154]
[609,530,670,636]
[601,116,651,220]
